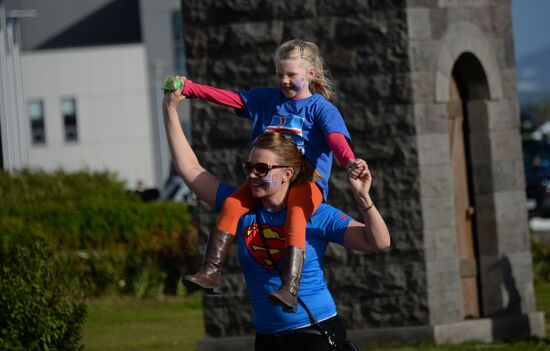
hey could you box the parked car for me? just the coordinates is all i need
[522,139,550,217]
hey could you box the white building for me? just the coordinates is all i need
[1,0,190,190]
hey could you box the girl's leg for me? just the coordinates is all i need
[268,182,323,311]
[185,184,260,293]
[285,182,323,249]
[216,183,261,234]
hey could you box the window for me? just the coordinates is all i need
[28,100,45,145]
[61,97,78,142]
[172,10,187,74]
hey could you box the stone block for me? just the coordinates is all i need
[468,99,520,132]
[468,133,492,165]
[426,258,461,291]
[422,196,455,230]
[427,287,463,324]
[495,219,530,253]
[429,8,448,39]
[317,0,370,16]
[478,254,505,315]
[473,159,526,195]
[477,251,534,316]
[475,217,499,256]
[406,0,439,8]
[417,133,450,166]
[419,164,453,198]
[500,68,518,100]
[493,190,528,223]
[493,2,513,35]
[446,8,473,26]
[435,318,492,343]
[386,230,424,257]
[382,198,424,232]
[438,0,497,7]
[414,103,448,134]
[471,161,495,196]
[471,6,496,36]
[410,71,433,103]
[360,294,431,327]
[407,8,432,39]
[423,227,458,262]
[409,40,439,71]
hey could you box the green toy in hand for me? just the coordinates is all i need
[162,76,183,95]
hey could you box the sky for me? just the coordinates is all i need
[512,0,550,59]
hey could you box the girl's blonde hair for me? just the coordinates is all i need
[252,131,322,185]
[273,39,334,99]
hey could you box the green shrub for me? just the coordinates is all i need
[532,235,550,284]
[0,218,86,350]
[0,169,197,297]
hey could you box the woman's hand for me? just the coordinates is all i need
[163,77,187,111]
[345,158,368,179]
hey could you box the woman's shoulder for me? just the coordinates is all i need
[312,203,351,222]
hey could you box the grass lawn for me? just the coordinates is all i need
[82,283,550,350]
[536,281,550,337]
[82,292,203,351]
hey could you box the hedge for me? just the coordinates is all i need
[0,169,197,297]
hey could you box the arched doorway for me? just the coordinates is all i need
[448,52,490,319]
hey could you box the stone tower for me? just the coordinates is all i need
[180,1,545,349]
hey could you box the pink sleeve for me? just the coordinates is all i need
[326,132,355,167]
[183,80,245,109]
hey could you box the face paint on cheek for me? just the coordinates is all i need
[259,173,279,190]
[295,77,305,92]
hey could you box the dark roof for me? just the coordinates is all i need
[36,0,141,50]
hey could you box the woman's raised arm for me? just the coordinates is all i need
[342,161,391,252]
[162,85,220,207]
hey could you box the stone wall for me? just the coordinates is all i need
[181,0,537,340]
[182,0,427,337]
[407,0,535,325]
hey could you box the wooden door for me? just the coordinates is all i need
[448,76,480,319]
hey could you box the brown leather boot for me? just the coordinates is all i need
[184,230,233,294]
[268,246,304,313]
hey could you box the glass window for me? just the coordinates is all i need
[28,100,46,145]
[62,97,78,142]
[172,10,187,74]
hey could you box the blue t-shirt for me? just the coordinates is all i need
[216,183,353,333]
[236,88,351,200]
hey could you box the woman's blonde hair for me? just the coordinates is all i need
[252,131,322,185]
[273,39,334,99]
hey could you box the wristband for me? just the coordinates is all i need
[358,202,374,213]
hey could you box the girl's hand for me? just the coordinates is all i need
[347,159,372,207]
[346,158,368,179]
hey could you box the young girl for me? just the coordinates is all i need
[174,39,366,312]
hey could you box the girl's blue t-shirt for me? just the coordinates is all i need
[236,88,351,200]
[216,182,352,333]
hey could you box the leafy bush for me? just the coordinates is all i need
[0,218,86,350]
[0,169,197,297]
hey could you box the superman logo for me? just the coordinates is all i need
[245,222,285,271]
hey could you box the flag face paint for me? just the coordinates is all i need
[295,77,305,92]
[259,173,278,190]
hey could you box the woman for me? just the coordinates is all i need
[163,87,390,351]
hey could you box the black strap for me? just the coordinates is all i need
[254,210,339,350]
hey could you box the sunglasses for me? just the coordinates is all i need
[241,161,288,177]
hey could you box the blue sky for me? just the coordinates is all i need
[512,0,550,59]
